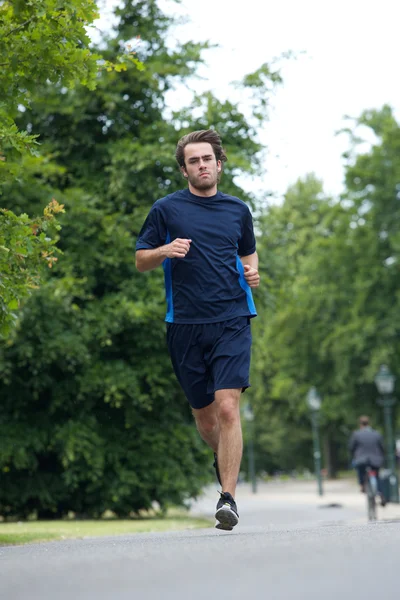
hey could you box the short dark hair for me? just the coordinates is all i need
[359,415,370,427]
[175,129,228,168]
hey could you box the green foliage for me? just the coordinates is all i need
[1,0,98,162]
[0,200,64,338]
[0,282,209,517]
[0,0,144,334]
[1,1,99,99]
[247,107,400,476]
[0,0,142,151]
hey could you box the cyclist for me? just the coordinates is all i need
[349,415,386,504]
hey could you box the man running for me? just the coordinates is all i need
[135,129,259,530]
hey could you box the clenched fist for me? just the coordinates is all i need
[164,238,192,259]
[243,264,260,288]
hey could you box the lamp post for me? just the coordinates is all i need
[306,387,323,496]
[374,364,399,503]
[243,402,257,494]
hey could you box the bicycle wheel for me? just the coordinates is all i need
[369,473,378,496]
[366,477,377,521]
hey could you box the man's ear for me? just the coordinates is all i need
[217,160,222,172]
[180,166,188,178]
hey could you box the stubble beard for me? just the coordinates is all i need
[188,172,218,192]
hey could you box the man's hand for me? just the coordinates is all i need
[243,264,260,288]
[164,238,191,259]
[135,238,191,272]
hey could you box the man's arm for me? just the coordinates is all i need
[136,238,191,272]
[240,251,260,288]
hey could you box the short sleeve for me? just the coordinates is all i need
[136,203,167,250]
[238,207,256,256]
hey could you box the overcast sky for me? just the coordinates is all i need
[93,0,400,200]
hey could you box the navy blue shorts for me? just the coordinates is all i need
[166,316,252,410]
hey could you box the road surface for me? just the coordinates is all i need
[1,479,399,600]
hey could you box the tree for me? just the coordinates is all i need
[246,106,400,477]
[247,174,344,474]
[0,0,141,336]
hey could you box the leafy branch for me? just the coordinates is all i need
[0,199,65,338]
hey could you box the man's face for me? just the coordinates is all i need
[181,142,221,192]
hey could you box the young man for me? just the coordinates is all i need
[135,129,260,530]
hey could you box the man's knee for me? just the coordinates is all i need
[216,393,241,426]
[197,417,218,435]
[193,406,218,434]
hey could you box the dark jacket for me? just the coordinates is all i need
[349,427,385,467]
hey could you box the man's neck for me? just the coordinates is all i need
[188,182,218,197]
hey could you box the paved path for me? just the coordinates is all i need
[191,477,400,527]
[1,479,399,600]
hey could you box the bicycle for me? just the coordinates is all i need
[364,466,379,521]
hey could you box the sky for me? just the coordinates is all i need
[92,0,400,201]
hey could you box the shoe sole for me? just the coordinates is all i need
[215,506,239,531]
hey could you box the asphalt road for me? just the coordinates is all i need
[2,480,399,600]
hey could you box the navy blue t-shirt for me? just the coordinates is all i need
[136,189,257,324]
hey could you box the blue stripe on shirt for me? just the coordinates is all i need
[163,231,174,322]
[236,255,257,315]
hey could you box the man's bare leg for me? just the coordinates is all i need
[192,389,242,497]
[214,388,242,498]
[193,389,242,530]
[192,402,220,453]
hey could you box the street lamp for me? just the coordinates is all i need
[243,402,257,494]
[306,387,324,496]
[374,364,399,503]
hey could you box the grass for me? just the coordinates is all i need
[0,511,212,547]
[335,470,354,480]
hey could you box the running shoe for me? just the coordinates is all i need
[215,491,239,531]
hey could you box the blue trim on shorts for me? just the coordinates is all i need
[163,231,174,322]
